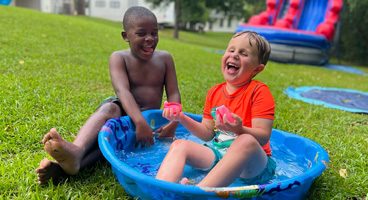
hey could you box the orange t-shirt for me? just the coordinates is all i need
[203,80,275,156]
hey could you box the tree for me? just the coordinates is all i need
[145,0,255,38]
[77,0,85,15]
[180,0,209,31]
[145,0,181,39]
[143,0,266,40]
[338,0,368,65]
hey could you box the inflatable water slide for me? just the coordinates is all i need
[236,0,344,65]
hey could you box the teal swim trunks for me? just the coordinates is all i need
[196,144,223,171]
[203,144,276,185]
[239,156,276,185]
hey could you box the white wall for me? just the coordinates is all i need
[205,18,242,33]
[11,0,74,14]
[40,0,52,13]
[89,0,126,22]
[15,0,41,11]
[88,0,174,26]
[87,0,242,33]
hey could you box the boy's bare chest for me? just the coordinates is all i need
[127,66,165,87]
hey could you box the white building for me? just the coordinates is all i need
[87,0,175,27]
[8,0,243,33]
[87,0,242,33]
[9,0,74,15]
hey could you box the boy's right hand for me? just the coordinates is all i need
[162,101,183,121]
[135,123,154,148]
[162,107,182,121]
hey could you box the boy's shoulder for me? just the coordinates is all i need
[153,49,171,57]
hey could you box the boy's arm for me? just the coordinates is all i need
[163,51,181,104]
[181,117,215,142]
[163,109,215,142]
[109,51,154,147]
[154,52,181,138]
[218,116,273,146]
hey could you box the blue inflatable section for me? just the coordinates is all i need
[284,86,368,114]
[99,109,329,199]
[0,0,11,5]
[236,26,329,50]
[297,0,328,31]
[237,0,344,65]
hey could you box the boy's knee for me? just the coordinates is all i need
[234,134,259,151]
[97,102,121,118]
[169,139,188,153]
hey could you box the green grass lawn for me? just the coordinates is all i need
[1,5,368,200]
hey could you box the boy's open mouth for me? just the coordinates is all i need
[142,46,154,53]
[226,63,239,73]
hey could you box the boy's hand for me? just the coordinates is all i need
[135,122,154,148]
[153,121,178,139]
[162,107,182,121]
[215,113,243,134]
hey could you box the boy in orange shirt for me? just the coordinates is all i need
[156,31,275,187]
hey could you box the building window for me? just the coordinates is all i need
[228,18,232,28]
[220,19,224,28]
[95,0,105,7]
[128,0,138,7]
[110,1,120,8]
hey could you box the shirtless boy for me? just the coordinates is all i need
[36,6,181,184]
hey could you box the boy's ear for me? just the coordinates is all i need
[253,64,265,75]
[121,31,129,42]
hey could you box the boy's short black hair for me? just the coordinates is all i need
[233,31,271,66]
[123,6,157,31]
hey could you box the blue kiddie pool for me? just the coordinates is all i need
[0,0,12,5]
[98,109,329,199]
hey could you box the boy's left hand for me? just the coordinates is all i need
[215,113,243,134]
[153,121,178,139]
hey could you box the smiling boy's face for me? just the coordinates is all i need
[221,34,264,88]
[122,15,159,61]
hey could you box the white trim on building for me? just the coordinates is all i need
[87,0,242,33]
[10,0,74,15]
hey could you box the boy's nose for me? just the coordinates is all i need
[145,35,154,41]
[231,52,239,59]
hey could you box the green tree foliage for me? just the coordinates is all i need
[145,0,264,34]
[206,0,265,22]
[180,0,209,31]
[339,0,368,66]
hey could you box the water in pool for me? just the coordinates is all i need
[115,131,310,186]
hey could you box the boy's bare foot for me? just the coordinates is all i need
[180,177,189,185]
[42,128,83,175]
[36,159,68,185]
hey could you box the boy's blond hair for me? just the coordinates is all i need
[233,31,271,66]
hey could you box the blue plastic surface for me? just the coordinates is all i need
[98,110,329,200]
[284,86,368,114]
[322,64,366,75]
[0,0,11,5]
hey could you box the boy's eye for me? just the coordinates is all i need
[136,32,146,36]
[151,32,158,37]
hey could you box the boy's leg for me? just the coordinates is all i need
[36,102,121,184]
[156,140,215,183]
[37,145,104,185]
[197,134,268,187]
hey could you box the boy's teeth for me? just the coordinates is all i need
[228,64,238,69]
